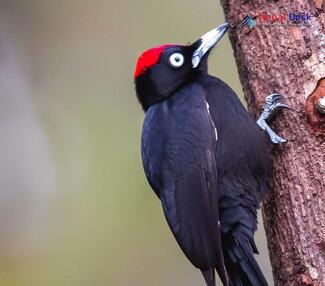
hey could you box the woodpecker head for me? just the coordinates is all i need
[134,23,228,111]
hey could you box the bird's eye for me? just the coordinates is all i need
[169,53,185,68]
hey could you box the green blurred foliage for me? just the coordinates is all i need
[0,1,272,285]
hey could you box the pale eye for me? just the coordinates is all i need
[169,53,185,68]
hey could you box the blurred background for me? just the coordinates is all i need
[0,1,273,285]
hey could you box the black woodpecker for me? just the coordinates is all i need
[134,23,288,286]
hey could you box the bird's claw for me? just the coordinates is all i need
[257,93,289,144]
[265,93,282,105]
[265,94,290,114]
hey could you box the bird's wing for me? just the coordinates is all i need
[141,84,228,284]
[200,75,269,286]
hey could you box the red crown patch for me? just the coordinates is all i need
[134,45,174,78]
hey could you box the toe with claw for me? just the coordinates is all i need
[256,93,290,144]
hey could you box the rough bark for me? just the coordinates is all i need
[221,1,325,285]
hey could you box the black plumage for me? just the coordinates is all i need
[134,25,270,286]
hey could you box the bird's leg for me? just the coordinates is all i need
[256,93,290,144]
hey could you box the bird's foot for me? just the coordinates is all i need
[256,93,290,144]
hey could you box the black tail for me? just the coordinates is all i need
[222,232,268,286]
[202,268,216,286]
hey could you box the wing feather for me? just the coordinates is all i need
[141,84,228,282]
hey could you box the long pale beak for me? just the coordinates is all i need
[192,23,229,68]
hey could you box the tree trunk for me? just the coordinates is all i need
[221,1,325,285]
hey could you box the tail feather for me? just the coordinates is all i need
[201,268,216,286]
[223,233,268,286]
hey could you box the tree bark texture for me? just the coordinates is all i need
[221,1,325,285]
